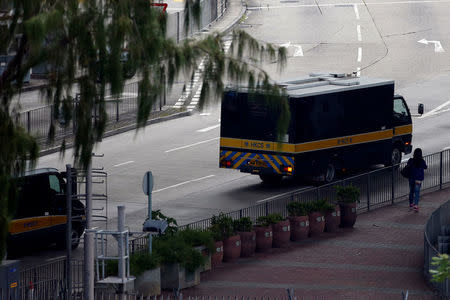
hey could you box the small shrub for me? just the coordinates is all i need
[334,185,360,203]
[233,217,253,232]
[106,252,160,277]
[257,213,283,226]
[316,199,335,213]
[210,213,234,240]
[151,210,178,235]
[287,202,307,216]
[177,228,215,254]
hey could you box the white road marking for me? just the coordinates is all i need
[419,100,450,118]
[247,0,450,10]
[200,113,211,116]
[112,161,134,167]
[293,45,304,57]
[165,137,219,153]
[356,67,361,77]
[417,39,445,53]
[443,146,450,150]
[153,175,215,193]
[357,25,362,41]
[357,47,362,62]
[197,124,220,132]
[257,187,311,203]
[353,4,360,19]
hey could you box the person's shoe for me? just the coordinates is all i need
[409,203,414,210]
[414,205,419,212]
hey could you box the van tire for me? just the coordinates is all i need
[259,174,282,185]
[387,148,402,167]
[324,163,336,183]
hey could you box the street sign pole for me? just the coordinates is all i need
[142,171,154,254]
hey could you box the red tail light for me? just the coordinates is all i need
[283,166,293,173]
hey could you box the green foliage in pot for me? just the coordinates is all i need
[106,252,160,277]
[287,202,307,217]
[153,234,205,272]
[177,228,215,254]
[316,199,336,213]
[256,213,284,226]
[210,213,234,241]
[233,217,253,232]
[334,185,361,203]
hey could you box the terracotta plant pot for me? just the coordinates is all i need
[325,205,341,232]
[272,220,290,248]
[339,202,357,227]
[289,216,309,241]
[238,231,256,257]
[223,234,241,262]
[308,211,325,236]
[254,226,273,252]
[211,241,223,267]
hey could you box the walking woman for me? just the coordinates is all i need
[407,148,428,212]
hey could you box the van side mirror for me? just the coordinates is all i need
[418,103,424,115]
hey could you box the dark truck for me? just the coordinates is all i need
[7,168,85,255]
[219,73,413,183]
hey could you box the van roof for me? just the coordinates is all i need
[278,73,394,98]
[24,168,59,177]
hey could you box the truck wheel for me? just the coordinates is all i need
[324,164,336,183]
[389,148,402,166]
[259,174,282,185]
[56,228,81,250]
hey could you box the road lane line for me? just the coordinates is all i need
[354,4,360,19]
[197,124,220,132]
[357,25,362,41]
[419,100,450,118]
[357,47,362,62]
[165,137,219,153]
[112,161,134,167]
[153,175,215,193]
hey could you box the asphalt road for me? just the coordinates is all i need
[18,0,450,262]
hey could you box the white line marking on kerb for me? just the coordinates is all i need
[153,175,215,193]
[357,47,362,62]
[354,4,360,19]
[197,124,220,132]
[257,187,311,203]
[419,100,450,118]
[443,146,450,150]
[165,137,219,153]
[357,25,362,41]
[112,161,134,167]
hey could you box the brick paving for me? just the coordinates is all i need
[179,188,450,300]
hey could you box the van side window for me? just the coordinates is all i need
[49,175,61,193]
[394,98,408,118]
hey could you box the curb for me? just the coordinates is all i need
[38,110,192,157]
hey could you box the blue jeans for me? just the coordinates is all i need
[409,179,422,206]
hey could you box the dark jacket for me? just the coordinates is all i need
[407,158,428,181]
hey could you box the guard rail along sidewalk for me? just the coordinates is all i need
[424,200,450,297]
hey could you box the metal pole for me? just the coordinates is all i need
[367,173,371,211]
[147,175,153,255]
[65,164,72,300]
[391,165,395,205]
[118,206,126,282]
[439,151,443,190]
[84,162,94,300]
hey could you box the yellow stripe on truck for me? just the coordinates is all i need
[394,124,412,136]
[221,129,393,154]
[9,216,53,235]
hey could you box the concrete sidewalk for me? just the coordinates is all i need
[180,188,449,299]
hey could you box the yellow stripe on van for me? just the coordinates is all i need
[9,216,53,235]
[394,124,412,136]
[262,154,281,174]
[233,152,252,169]
[220,151,233,160]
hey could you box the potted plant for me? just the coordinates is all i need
[233,217,256,257]
[208,226,224,267]
[317,199,340,233]
[254,216,273,252]
[257,213,290,248]
[210,213,241,262]
[334,185,360,227]
[306,201,325,236]
[153,234,205,290]
[106,252,161,296]
[287,202,310,241]
[178,228,215,272]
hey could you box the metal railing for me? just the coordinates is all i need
[180,149,450,230]
[424,200,450,297]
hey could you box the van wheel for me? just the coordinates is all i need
[324,164,336,183]
[259,174,282,185]
[389,148,402,166]
[56,228,81,250]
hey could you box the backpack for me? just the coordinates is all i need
[400,164,411,179]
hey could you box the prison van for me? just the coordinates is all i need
[219,73,413,183]
[7,168,86,255]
